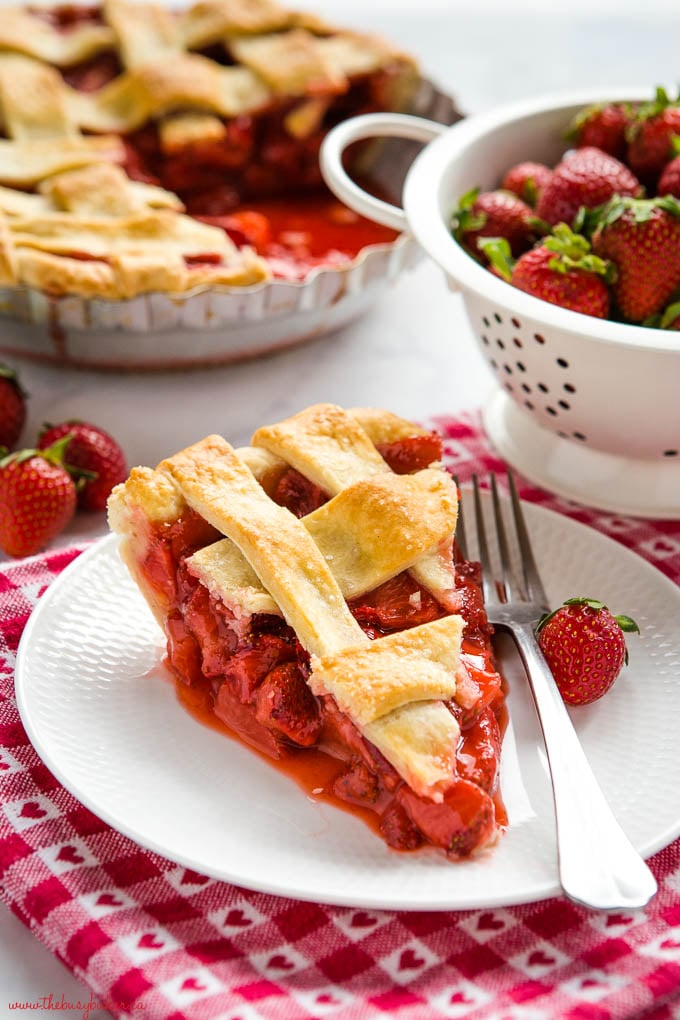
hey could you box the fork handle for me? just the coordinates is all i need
[509,623,658,911]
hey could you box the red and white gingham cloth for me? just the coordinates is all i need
[1,411,680,1020]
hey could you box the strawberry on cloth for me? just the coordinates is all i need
[0,362,27,453]
[38,420,128,513]
[0,437,77,557]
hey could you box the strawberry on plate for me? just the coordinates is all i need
[0,437,77,557]
[452,187,545,259]
[536,146,642,227]
[536,596,639,706]
[591,195,680,322]
[480,224,613,319]
[38,420,127,512]
[0,363,27,452]
[565,101,635,160]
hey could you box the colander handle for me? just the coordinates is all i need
[320,113,447,232]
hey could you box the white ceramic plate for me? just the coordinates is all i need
[15,499,680,910]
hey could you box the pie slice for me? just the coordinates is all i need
[108,404,506,858]
[0,1,420,298]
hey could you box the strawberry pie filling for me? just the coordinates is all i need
[132,436,506,858]
[27,5,401,280]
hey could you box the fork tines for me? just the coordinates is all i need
[456,471,549,610]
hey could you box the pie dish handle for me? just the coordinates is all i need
[320,113,447,232]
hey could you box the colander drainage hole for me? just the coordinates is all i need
[496,338,505,350]
[534,333,545,344]
[556,357,569,368]
[564,383,576,393]
[494,312,503,323]
[537,382,549,393]
[664,449,679,457]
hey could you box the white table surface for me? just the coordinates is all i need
[2,0,680,1009]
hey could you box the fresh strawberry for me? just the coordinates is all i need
[626,86,680,185]
[536,146,642,227]
[0,363,27,452]
[656,140,680,197]
[591,195,680,322]
[0,437,77,557]
[500,161,552,207]
[452,187,545,259]
[480,225,613,319]
[38,420,127,512]
[565,102,634,160]
[536,597,639,706]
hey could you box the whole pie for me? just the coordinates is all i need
[0,1,415,299]
[0,0,418,299]
[108,404,506,858]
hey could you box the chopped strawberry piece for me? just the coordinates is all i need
[166,612,204,687]
[456,706,501,792]
[333,760,380,806]
[254,662,322,747]
[454,562,492,638]
[224,635,296,702]
[399,778,496,858]
[215,679,285,759]
[376,433,443,473]
[379,800,424,850]
[349,573,443,633]
[271,467,328,517]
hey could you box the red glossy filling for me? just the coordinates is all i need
[23,6,401,278]
[137,435,506,858]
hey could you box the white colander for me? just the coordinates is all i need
[320,89,680,519]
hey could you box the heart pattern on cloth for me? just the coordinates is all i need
[180,868,211,886]
[477,912,504,931]
[660,938,680,950]
[19,801,47,819]
[398,948,425,971]
[223,909,252,928]
[267,954,295,971]
[56,845,85,865]
[316,993,340,1006]
[96,893,124,908]
[181,976,208,992]
[138,933,165,951]
[527,950,556,967]
[351,911,378,928]
[449,991,474,1005]
[606,913,634,927]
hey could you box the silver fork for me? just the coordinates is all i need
[456,472,657,911]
